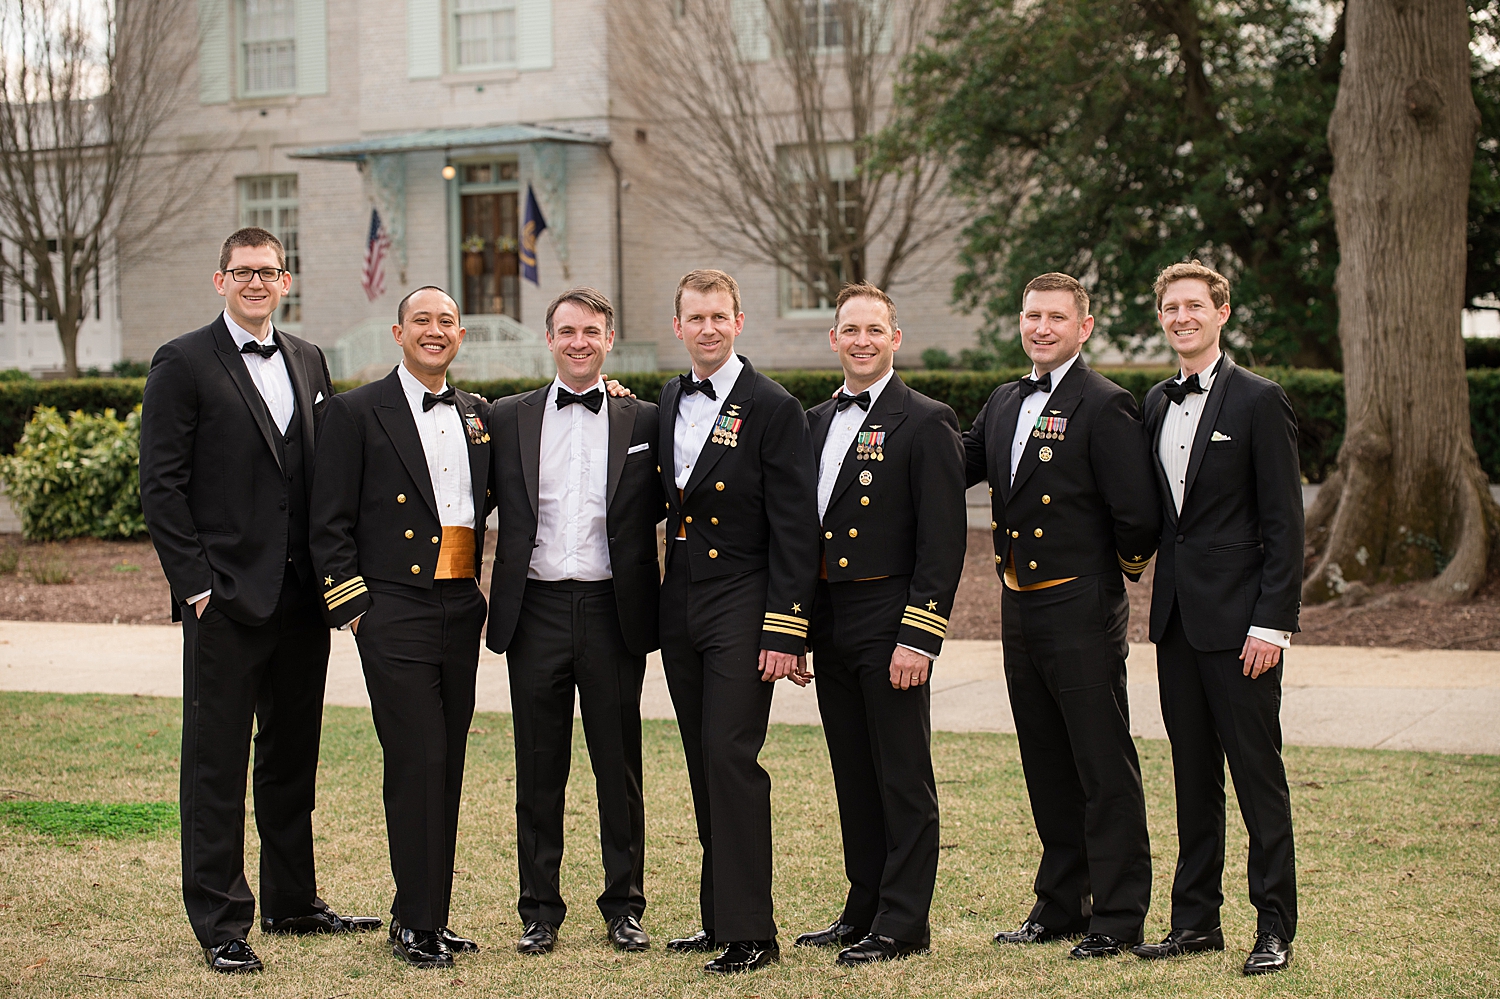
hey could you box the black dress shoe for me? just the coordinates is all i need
[704,939,779,974]
[1243,932,1292,975]
[795,919,867,948]
[1070,933,1129,959]
[608,915,650,952]
[261,907,382,935]
[203,938,262,974]
[1132,926,1226,960]
[836,933,929,965]
[391,925,453,968]
[666,929,717,952]
[993,919,1086,944]
[517,920,558,955]
[439,926,480,954]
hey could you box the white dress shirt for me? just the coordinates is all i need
[1010,351,1079,484]
[1158,351,1290,650]
[396,362,475,529]
[673,352,744,494]
[529,377,613,581]
[818,367,895,520]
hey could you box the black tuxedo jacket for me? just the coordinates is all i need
[658,355,820,655]
[308,367,493,629]
[807,373,967,654]
[1144,355,1303,651]
[963,356,1159,586]
[140,315,333,625]
[484,385,665,657]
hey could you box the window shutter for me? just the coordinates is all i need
[731,0,769,62]
[408,0,442,79]
[295,0,328,95]
[873,0,894,54]
[198,0,230,104]
[517,0,553,71]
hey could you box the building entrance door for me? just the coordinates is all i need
[460,191,520,320]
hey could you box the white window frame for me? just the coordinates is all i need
[238,175,301,327]
[779,143,860,317]
[239,0,298,97]
[452,0,520,72]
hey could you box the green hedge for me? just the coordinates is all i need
[0,406,146,540]
[1467,337,1500,369]
[0,378,146,457]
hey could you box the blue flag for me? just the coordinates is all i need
[520,185,547,285]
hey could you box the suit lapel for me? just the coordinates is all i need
[1010,359,1087,498]
[277,331,317,465]
[809,401,835,457]
[457,389,491,526]
[606,392,636,510]
[992,383,1022,504]
[1147,391,1178,526]
[517,384,547,522]
[373,369,441,519]
[1181,355,1235,508]
[682,361,755,499]
[659,376,682,500]
[213,319,282,472]
[826,375,909,512]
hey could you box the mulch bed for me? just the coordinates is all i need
[4,531,1498,651]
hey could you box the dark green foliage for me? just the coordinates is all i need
[0,406,146,540]
[110,360,151,378]
[1470,369,1500,482]
[1467,7,1500,311]
[0,369,33,382]
[0,378,145,455]
[1466,337,1500,368]
[0,801,176,842]
[921,347,956,370]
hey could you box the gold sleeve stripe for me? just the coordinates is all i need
[901,611,947,633]
[325,584,369,612]
[1118,553,1154,571]
[762,623,809,638]
[323,576,366,602]
[900,616,947,640]
[764,612,807,625]
[902,606,950,627]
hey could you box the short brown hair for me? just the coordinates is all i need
[1154,260,1231,309]
[675,269,741,318]
[546,286,614,335]
[219,227,286,271]
[1022,272,1089,319]
[834,281,898,328]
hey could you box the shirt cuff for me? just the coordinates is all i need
[185,589,211,607]
[338,613,364,632]
[898,642,937,661]
[1247,625,1291,650]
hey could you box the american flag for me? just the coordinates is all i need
[360,208,391,302]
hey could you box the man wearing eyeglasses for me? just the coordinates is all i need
[141,228,380,975]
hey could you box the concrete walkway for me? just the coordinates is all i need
[2,621,1495,756]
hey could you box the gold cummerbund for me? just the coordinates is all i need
[1003,551,1076,593]
[434,526,476,579]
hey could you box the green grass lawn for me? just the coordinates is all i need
[0,690,1496,998]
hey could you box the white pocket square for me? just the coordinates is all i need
[1211,430,1232,441]
[627,442,650,454]
[314,391,325,404]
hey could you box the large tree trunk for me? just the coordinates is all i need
[1308,0,1500,603]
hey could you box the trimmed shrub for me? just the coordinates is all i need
[0,406,146,541]
[0,378,146,456]
[1466,337,1500,369]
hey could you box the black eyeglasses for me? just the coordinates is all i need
[224,267,289,283]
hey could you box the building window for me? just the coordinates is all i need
[453,0,518,70]
[239,175,301,325]
[241,0,296,96]
[804,0,844,49]
[455,159,521,319]
[780,143,860,315]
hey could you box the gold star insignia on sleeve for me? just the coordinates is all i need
[791,603,802,615]
[324,576,334,587]
[926,600,938,612]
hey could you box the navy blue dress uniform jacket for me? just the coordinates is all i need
[963,356,1160,585]
[807,373,968,655]
[308,367,494,628]
[658,356,820,655]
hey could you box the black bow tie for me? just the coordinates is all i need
[1162,373,1205,406]
[679,373,716,401]
[556,387,603,413]
[835,389,871,412]
[422,387,457,411]
[240,339,278,359]
[1017,372,1051,399]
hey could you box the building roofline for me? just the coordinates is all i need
[287,123,609,161]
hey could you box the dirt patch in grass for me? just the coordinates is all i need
[0,536,173,624]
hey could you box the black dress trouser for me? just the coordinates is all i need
[1157,604,1298,940]
[355,578,487,932]
[179,563,330,947]
[1000,573,1151,944]
[507,578,647,927]
[659,542,778,942]
[809,575,939,944]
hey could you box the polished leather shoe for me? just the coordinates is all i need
[1132,926,1225,960]
[1070,933,1129,959]
[795,919,867,949]
[705,939,779,974]
[608,915,650,952]
[517,920,558,955]
[261,907,382,935]
[1242,932,1292,975]
[391,925,453,968]
[836,933,929,965]
[993,919,1086,944]
[666,929,717,952]
[204,938,262,974]
[439,926,480,954]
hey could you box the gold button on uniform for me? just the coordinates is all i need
[711,517,719,525]
[1028,560,1037,570]
[411,565,421,574]
[989,487,993,496]
[685,516,693,524]
[991,521,998,531]
[656,464,661,472]
[708,549,718,559]
[1011,530,1020,538]
[848,528,857,538]
[432,536,440,544]
[715,481,725,491]
[839,557,848,567]
[995,555,1003,564]
[1034,528,1043,538]
[825,531,833,540]
[860,496,869,506]
[405,530,414,539]
[397,493,407,504]
[1042,494,1052,505]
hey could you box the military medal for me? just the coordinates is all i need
[462,411,490,445]
[855,429,886,461]
[710,412,742,448]
[859,469,873,486]
[1038,446,1053,462]
[1031,414,1067,441]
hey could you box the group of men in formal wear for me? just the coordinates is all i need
[139,226,1302,979]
